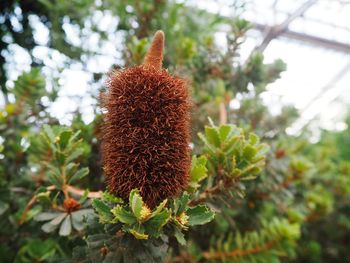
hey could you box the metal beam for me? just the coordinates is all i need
[253,23,350,53]
[256,0,318,52]
[289,60,350,131]
[301,60,350,114]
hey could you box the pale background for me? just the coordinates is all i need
[3,0,350,141]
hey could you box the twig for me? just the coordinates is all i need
[19,194,39,224]
[219,102,227,125]
[66,185,102,198]
[203,240,277,259]
[189,184,221,206]
[189,165,234,206]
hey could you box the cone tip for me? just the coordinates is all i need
[154,30,164,39]
[143,30,165,69]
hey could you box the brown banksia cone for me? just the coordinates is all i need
[102,31,190,208]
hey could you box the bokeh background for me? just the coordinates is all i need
[2,0,350,137]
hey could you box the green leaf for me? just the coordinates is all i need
[174,192,190,215]
[223,135,241,153]
[71,217,84,232]
[66,148,84,163]
[23,206,41,223]
[187,205,215,226]
[189,156,208,190]
[111,206,137,225]
[59,130,72,149]
[69,167,89,184]
[43,125,55,142]
[55,151,66,165]
[173,227,186,245]
[0,201,9,216]
[144,209,171,236]
[243,145,257,161]
[49,213,67,226]
[86,234,111,249]
[205,126,221,147]
[65,162,78,177]
[46,170,63,189]
[219,125,233,142]
[59,214,72,236]
[249,133,259,145]
[128,228,149,240]
[68,130,81,145]
[235,232,243,248]
[129,189,144,220]
[102,191,124,204]
[34,212,62,222]
[198,133,216,154]
[26,239,56,261]
[92,199,113,223]
[151,199,168,217]
[241,165,261,177]
[41,221,59,233]
[78,190,89,204]
[71,209,93,231]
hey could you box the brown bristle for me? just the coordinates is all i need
[143,30,164,69]
[102,33,190,208]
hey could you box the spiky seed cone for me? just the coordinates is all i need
[102,31,190,208]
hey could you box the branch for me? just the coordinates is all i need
[219,102,227,125]
[189,184,221,206]
[189,180,236,206]
[189,166,235,206]
[203,240,277,260]
[66,185,102,198]
[19,194,39,225]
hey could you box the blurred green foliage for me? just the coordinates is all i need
[1,0,350,262]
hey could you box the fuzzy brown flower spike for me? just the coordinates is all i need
[102,30,190,208]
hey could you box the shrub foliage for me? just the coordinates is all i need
[1,1,349,262]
